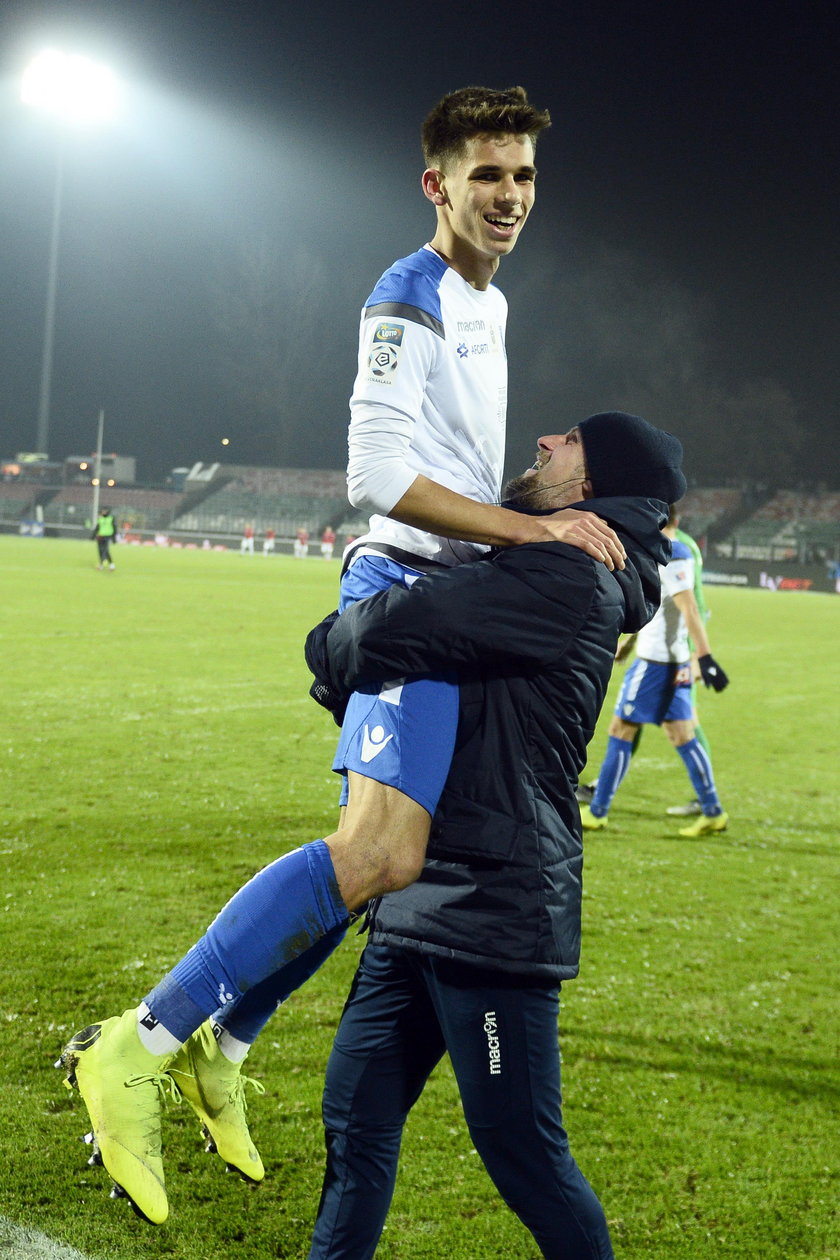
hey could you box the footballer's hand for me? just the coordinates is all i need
[524,508,626,570]
[698,653,729,692]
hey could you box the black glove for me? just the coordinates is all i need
[698,653,729,692]
[304,610,350,726]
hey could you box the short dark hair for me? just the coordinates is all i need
[421,85,551,169]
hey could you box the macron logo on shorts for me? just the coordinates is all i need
[361,724,394,763]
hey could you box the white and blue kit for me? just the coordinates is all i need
[589,538,724,820]
[337,245,509,814]
[613,539,695,726]
[139,248,511,1056]
[347,243,507,566]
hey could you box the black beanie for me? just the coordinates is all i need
[578,411,686,503]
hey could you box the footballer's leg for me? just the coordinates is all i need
[170,924,347,1179]
[59,623,457,1215]
[582,717,639,828]
[326,774,432,907]
[60,840,348,1217]
[59,677,455,1210]
[664,720,728,835]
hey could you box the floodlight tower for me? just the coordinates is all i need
[20,49,118,457]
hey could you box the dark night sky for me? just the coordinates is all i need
[0,0,837,487]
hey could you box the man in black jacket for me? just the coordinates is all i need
[306,413,685,1260]
[60,413,681,1241]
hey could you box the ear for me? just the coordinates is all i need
[580,478,595,500]
[422,168,447,206]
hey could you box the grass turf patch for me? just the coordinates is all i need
[0,535,838,1258]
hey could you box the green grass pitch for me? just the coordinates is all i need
[0,534,838,1259]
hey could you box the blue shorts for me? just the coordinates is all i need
[334,554,459,817]
[614,658,693,725]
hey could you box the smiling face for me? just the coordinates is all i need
[423,133,537,288]
[504,429,592,509]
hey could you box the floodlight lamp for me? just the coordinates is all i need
[21,49,118,124]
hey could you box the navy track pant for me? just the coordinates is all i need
[307,943,614,1259]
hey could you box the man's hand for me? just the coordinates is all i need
[304,610,351,726]
[520,508,626,570]
[698,653,729,692]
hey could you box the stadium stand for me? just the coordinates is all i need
[11,455,835,562]
[172,466,350,539]
[751,490,840,523]
[43,486,186,532]
[0,482,45,522]
[723,490,840,561]
[676,486,743,539]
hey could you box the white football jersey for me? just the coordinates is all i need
[346,245,508,566]
[635,539,695,663]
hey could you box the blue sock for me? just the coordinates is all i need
[143,840,348,1043]
[590,735,635,816]
[212,923,347,1044]
[676,738,722,815]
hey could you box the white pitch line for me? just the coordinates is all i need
[0,1217,95,1260]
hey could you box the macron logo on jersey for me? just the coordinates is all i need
[360,724,394,763]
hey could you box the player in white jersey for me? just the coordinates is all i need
[581,507,730,837]
[332,85,628,907]
[347,244,508,568]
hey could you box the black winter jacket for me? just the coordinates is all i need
[325,497,669,981]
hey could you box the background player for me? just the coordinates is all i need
[576,506,715,814]
[92,506,116,570]
[579,504,730,836]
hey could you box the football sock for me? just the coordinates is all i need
[210,923,347,1045]
[590,735,635,817]
[676,738,722,815]
[210,1020,251,1064]
[142,840,348,1044]
[694,723,712,759]
[136,1003,183,1055]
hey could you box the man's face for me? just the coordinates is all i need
[430,133,537,266]
[505,429,589,508]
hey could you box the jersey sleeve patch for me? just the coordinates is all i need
[366,331,402,381]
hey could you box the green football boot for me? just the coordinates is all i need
[59,1010,178,1224]
[678,810,729,837]
[169,1022,265,1182]
[579,804,609,831]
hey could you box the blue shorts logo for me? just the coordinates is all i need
[361,724,394,762]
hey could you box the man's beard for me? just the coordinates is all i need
[503,470,548,509]
[504,469,586,510]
